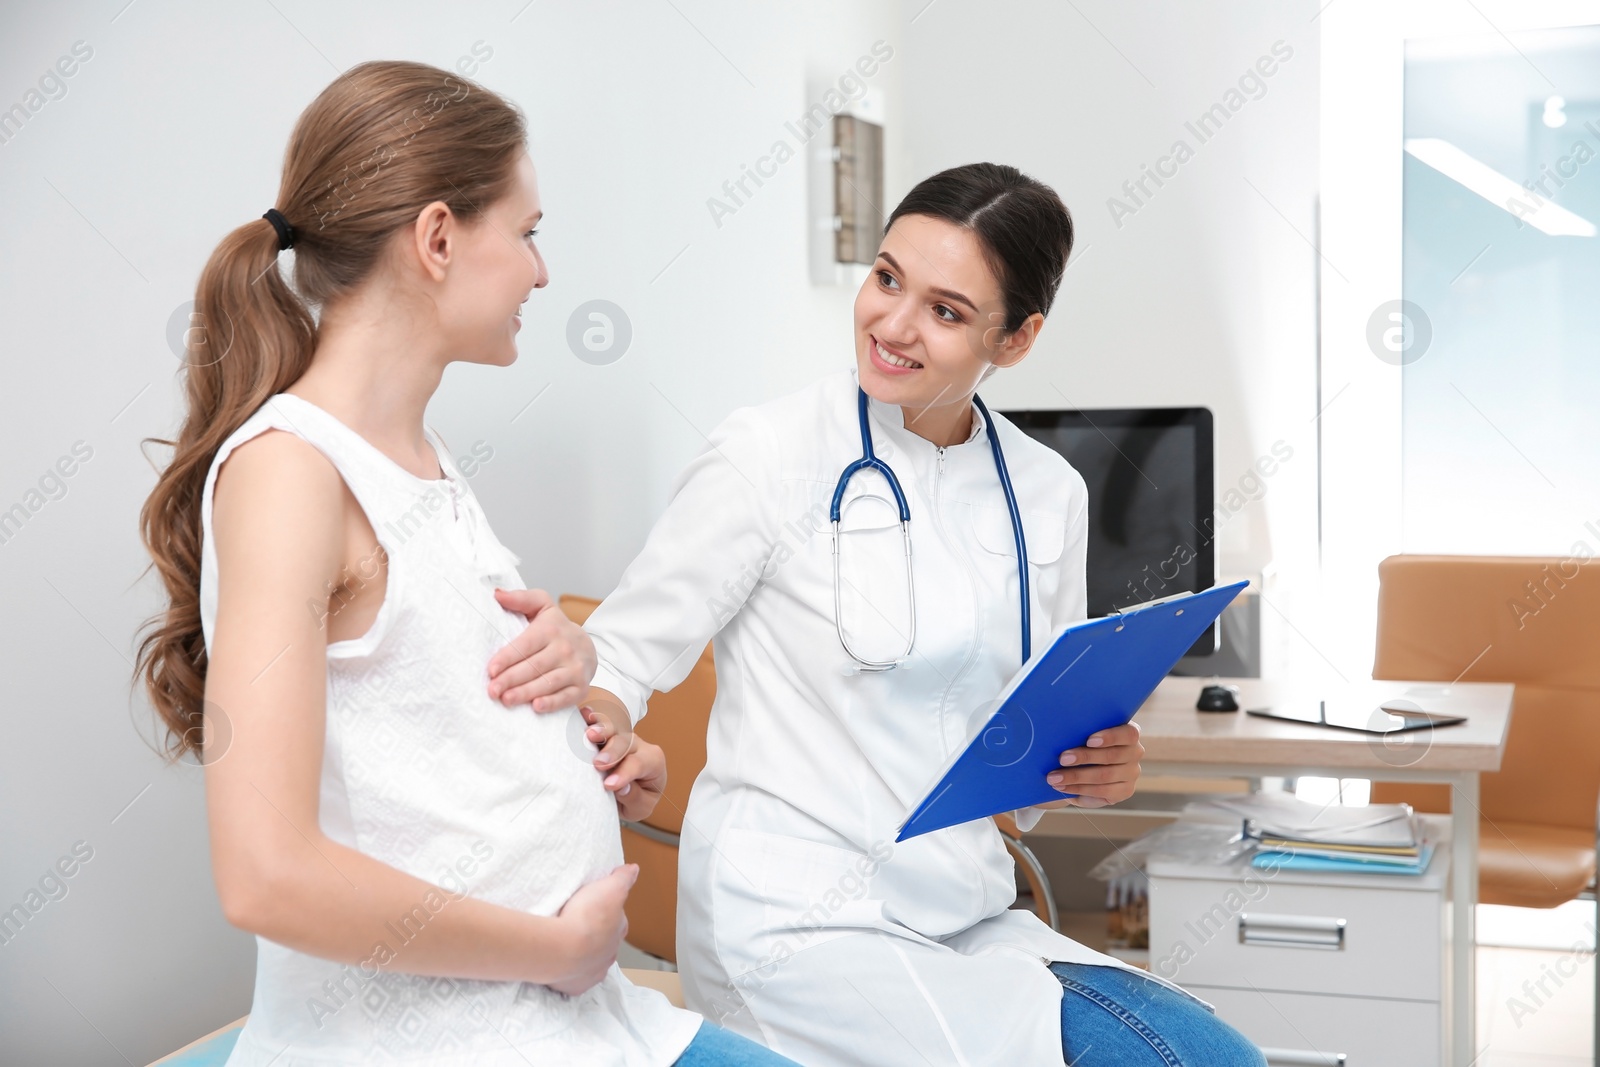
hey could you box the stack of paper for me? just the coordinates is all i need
[1203,792,1434,875]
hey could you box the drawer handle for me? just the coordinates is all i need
[1237,912,1346,950]
[1260,1049,1347,1066]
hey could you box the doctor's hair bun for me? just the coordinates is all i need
[885,163,1074,333]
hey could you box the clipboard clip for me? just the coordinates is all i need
[1110,589,1197,616]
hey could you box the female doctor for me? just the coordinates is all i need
[491,164,1264,1066]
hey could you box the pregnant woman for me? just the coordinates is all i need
[136,59,795,1067]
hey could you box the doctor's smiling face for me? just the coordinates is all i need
[854,164,1073,449]
[854,213,1042,448]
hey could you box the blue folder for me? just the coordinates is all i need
[896,580,1249,841]
[1253,841,1436,875]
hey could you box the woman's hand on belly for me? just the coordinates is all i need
[549,863,639,996]
[1037,721,1144,809]
[486,588,597,711]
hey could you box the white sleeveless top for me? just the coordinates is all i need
[197,393,702,1067]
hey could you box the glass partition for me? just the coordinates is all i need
[1402,26,1600,555]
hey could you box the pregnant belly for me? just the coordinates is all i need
[338,697,625,917]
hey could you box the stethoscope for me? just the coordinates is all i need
[830,387,1031,673]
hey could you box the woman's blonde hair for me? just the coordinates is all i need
[137,60,527,760]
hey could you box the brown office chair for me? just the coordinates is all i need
[1366,556,1600,1051]
[560,594,1061,970]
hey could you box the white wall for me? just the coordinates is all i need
[427,4,912,603]
[0,3,902,1061]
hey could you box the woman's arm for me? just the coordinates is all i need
[205,430,629,994]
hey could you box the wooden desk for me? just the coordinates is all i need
[1032,675,1514,1067]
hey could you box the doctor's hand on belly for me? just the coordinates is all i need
[487,587,597,711]
[1034,720,1145,809]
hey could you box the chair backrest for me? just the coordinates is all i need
[561,594,716,962]
[1368,555,1600,831]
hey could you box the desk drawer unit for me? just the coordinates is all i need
[1196,985,1441,1067]
[1147,825,1450,1066]
[1147,874,1444,1001]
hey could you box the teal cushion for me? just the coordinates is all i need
[163,1024,242,1066]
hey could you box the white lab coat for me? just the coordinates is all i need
[586,367,1194,1066]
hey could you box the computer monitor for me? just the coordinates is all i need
[998,406,1218,657]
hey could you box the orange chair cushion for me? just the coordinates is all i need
[1477,820,1598,910]
[1368,782,1598,908]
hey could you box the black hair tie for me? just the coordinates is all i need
[262,208,296,251]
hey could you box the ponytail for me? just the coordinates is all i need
[136,217,315,759]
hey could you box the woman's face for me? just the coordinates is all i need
[852,213,1035,414]
[446,152,548,367]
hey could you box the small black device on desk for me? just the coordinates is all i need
[1196,684,1239,712]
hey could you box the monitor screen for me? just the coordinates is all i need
[999,407,1217,656]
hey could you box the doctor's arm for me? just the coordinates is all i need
[1028,476,1144,814]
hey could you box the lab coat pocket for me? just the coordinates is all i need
[969,504,1067,631]
[967,505,1066,566]
[833,489,913,666]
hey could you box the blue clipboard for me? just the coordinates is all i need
[896,579,1250,841]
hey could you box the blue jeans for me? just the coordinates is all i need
[673,1020,801,1066]
[1054,962,1266,1066]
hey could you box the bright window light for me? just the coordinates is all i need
[1292,776,1372,807]
[1404,137,1597,237]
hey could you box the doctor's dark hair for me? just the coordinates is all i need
[136,60,527,761]
[885,163,1074,333]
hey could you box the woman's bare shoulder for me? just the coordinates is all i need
[211,428,347,566]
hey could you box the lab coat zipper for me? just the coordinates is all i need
[928,447,985,724]
[928,440,994,916]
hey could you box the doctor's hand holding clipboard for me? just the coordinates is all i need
[484,163,1265,1067]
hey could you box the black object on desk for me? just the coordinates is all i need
[1196,684,1239,712]
[1245,697,1468,734]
